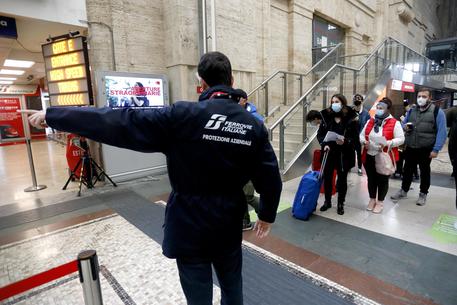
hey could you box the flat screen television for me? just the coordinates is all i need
[101,74,168,109]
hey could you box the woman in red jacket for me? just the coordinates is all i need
[360,97,405,213]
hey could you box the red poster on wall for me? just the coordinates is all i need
[0,97,25,146]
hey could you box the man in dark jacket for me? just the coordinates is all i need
[27,52,282,305]
[352,93,371,176]
[391,88,447,206]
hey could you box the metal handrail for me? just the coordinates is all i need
[270,36,437,171]
[247,43,343,97]
[269,37,391,131]
[388,36,433,64]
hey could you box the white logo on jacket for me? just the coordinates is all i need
[204,114,227,130]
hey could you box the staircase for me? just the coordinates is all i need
[248,37,457,180]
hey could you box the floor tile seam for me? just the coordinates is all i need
[313,210,457,256]
[0,213,119,250]
[100,265,137,305]
[0,191,110,218]
[0,203,109,231]
[242,240,381,305]
[0,178,155,214]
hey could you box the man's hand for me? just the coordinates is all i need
[253,219,271,239]
[430,151,438,159]
[18,110,47,129]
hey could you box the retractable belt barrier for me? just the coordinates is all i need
[0,250,103,305]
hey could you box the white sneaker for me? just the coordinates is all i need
[416,193,427,206]
[391,189,407,201]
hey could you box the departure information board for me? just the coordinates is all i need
[42,36,93,106]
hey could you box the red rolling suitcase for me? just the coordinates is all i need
[312,149,336,195]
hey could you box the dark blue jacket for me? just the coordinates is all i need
[45,85,282,259]
[354,107,370,133]
[245,102,264,122]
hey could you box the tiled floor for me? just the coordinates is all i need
[1,214,221,305]
[281,172,457,256]
[0,140,72,207]
[1,139,457,305]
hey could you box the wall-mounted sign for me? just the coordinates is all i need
[42,36,93,106]
[0,85,38,95]
[401,82,415,92]
[0,16,17,39]
[0,97,24,146]
[391,79,402,91]
[103,75,166,108]
[391,79,415,93]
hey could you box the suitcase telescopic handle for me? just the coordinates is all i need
[318,149,330,181]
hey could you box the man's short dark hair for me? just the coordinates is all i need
[353,93,364,101]
[198,52,232,87]
[233,88,247,99]
[306,110,322,122]
[418,88,432,97]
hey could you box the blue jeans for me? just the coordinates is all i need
[176,247,243,305]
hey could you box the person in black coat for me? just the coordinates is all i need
[317,93,358,215]
[27,52,282,305]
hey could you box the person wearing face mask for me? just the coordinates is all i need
[391,88,447,206]
[316,94,359,215]
[352,94,371,176]
[360,98,405,213]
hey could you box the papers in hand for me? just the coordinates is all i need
[371,136,387,146]
[323,131,344,142]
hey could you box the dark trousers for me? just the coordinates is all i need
[176,247,243,305]
[243,181,259,224]
[450,144,456,177]
[451,147,457,208]
[396,150,419,177]
[354,139,362,170]
[323,151,348,203]
[364,154,390,201]
[401,147,433,194]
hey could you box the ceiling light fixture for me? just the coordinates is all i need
[0,77,17,80]
[3,59,35,68]
[0,80,13,84]
[0,69,25,75]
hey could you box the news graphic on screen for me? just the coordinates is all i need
[104,76,165,108]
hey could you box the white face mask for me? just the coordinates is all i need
[331,102,342,113]
[376,109,385,117]
[417,97,428,107]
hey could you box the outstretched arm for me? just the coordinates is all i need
[26,107,172,153]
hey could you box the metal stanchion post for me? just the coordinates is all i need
[19,107,46,192]
[78,250,104,305]
[24,138,47,192]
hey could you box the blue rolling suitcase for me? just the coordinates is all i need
[292,150,328,221]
